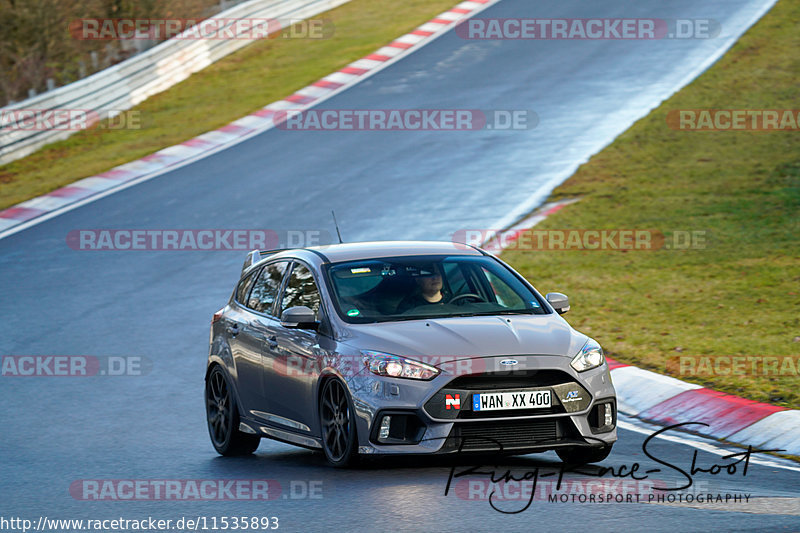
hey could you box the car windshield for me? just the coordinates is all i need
[325,255,546,323]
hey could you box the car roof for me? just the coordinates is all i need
[272,240,483,264]
[308,240,485,263]
[242,241,487,277]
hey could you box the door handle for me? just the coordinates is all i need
[266,335,278,349]
[226,323,240,337]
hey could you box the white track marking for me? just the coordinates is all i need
[618,415,800,473]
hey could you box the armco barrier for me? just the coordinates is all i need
[0,0,351,165]
[0,0,500,235]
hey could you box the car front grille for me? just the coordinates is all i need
[456,406,563,419]
[446,369,574,390]
[424,369,587,420]
[446,418,575,452]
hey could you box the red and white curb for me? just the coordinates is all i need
[0,0,500,239]
[608,358,798,456]
[480,198,580,251]
[489,199,800,457]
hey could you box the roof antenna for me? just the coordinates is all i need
[331,210,344,243]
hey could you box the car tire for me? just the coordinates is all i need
[319,378,359,467]
[556,444,613,465]
[206,366,260,456]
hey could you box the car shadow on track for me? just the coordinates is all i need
[203,444,583,473]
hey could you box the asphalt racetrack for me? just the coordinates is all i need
[1,0,798,531]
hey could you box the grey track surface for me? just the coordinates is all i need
[1,0,797,531]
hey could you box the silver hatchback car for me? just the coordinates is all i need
[206,241,617,466]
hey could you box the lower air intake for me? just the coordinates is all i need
[450,419,559,452]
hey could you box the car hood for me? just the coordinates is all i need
[339,313,588,362]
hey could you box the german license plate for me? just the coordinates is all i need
[472,390,551,411]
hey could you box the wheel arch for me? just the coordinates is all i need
[205,359,248,423]
[314,371,342,437]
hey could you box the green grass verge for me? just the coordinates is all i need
[504,0,799,408]
[0,0,460,210]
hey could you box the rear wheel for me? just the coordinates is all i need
[556,444,613,465]
[206,366,260,456]
[319,378,358,467]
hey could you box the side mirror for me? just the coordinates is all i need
[280,306,318,329]
[546,293,570,314]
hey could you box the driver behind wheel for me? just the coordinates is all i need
[395,265,447,313]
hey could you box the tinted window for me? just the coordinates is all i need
[482,267,525,308]
[326,255,545,323]
[248,261,289,315]
[280,263,321,318]
[442,261,470,295]
[236,270,257,304]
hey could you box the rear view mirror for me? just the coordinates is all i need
[280,306,318,329]
[546,293,570,314]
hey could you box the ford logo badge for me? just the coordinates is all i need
[500,359,518,366]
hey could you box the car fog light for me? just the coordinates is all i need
[379,416,391,440]
[603,405,614,427]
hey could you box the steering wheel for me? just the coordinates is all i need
[448,293,486,305]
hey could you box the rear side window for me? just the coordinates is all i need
[236,270,258,304]
[248,261,289,315]
[280,263,321,318]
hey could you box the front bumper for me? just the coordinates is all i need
[345,355,617,456]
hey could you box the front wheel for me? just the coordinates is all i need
[556,444,613,465]
[206,366,260,456]
[319,378,358,467]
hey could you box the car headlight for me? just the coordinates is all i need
[571,338,605,372]
[361,351,440,380]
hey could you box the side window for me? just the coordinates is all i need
[280,263,321,318]
[236,270,258,304]
[248,261,289,315]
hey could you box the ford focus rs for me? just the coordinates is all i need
[205,241,617,466]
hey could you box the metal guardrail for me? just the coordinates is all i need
[0,0,351,165]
